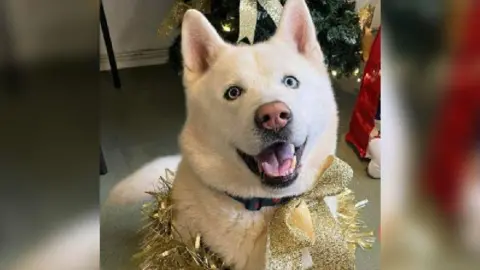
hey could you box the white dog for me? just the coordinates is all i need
[109,0,339,269]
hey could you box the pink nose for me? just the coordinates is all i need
[255,101,292,131]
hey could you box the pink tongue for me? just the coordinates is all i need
[257,143,294,177]
[261,159,292,177]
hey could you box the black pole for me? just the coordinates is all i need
[0,1,21,96]
[100,2,121,89]
[100,148,108,175]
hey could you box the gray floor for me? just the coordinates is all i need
[100,64,380,270]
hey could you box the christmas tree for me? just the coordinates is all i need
[166,0,362,77]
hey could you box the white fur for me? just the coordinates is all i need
[108,0,340,269]
[106,155,181,205]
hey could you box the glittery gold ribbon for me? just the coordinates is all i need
[266,156,374,269]
[158,0,211,37]
[237,0,283,43]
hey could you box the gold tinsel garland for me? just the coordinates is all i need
[134,168,374,270]
[133,169,226,269]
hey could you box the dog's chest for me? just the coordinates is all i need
[174,196,275,270]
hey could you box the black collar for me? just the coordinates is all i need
[226,193,296,211]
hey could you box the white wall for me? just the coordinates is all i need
[372,1,381,29]
[99,0,176,70]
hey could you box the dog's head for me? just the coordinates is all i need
[179,0,338,198]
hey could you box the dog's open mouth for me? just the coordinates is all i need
[237,140,307,188]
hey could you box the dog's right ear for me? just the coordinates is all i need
[274,0,323,64]
[181,10,226,75]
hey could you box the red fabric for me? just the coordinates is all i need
[346,27,381,158]
[425,3,480,216]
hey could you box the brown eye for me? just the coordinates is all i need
[224,86,244,101]
[282,75,300,89]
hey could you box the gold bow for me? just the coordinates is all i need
[266,156,374,269]
[237,0,283,43]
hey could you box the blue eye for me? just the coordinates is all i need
[282,75,300,89]
[224,86,244,101]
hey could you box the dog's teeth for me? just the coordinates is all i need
[291,155,297,169]
[290,144,295,153]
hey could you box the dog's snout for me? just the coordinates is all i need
[255,101,291,131]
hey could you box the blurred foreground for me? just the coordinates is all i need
[382,0,480,269]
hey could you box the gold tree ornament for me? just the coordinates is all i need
[358,3,376,62]
[158,0,212,37]
[358,4,375,31]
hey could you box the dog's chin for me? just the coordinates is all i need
[236,140,307,189]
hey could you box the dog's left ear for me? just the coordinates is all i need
[274,0,323,62]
